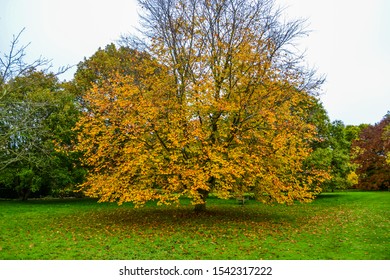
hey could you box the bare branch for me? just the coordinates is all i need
[0,28,51,84]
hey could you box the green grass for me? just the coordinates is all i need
[0,192,389,260]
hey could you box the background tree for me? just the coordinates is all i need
[302,101,359,192]
[352,113,390,190]
[0,31,82,199]
[71,43,152,97]
[384,123,390,165]
[0,70,83,199]
[324,121,359,191]
[75,0,329,210]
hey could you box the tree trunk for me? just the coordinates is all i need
[194,202,207,212]
[194,189,209,212]
[19,188,30,201]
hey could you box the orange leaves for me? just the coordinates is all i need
[72,1,330,208]
[74,66,328,207]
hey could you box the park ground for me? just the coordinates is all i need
[0,191,388,260]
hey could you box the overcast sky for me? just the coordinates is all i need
[1,0,389,125]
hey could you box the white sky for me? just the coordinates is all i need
[0,0,389,125]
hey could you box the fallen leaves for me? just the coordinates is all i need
[1,192,388,259]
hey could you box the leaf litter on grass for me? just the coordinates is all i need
[0,192,389,259]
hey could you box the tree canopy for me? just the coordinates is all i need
[73,0,329,210]
[0,31,83,199]
[352,113,390,190]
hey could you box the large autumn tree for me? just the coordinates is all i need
[352,113,390,190]
[74,0,329,210]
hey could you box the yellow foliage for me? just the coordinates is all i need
[347,171,359,186]
[73,0,329,207]
[74,68,328,207]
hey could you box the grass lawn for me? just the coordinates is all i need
[0,191,389,260]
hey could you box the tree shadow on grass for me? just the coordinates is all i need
[315,193,344,200]
[76,205,299,231]
[4,197,302,230]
